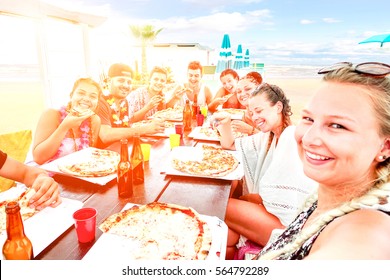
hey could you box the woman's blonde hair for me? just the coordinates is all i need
[260,66,390,260]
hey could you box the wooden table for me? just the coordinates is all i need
[34,126,235,260]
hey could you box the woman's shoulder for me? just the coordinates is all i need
[91,114,101,125]
[282,125,296,134]
[339,208,390,230]
[40,108,61,119]
[314,208,390,259]
[213,87,226,98]
[278,126,297,144]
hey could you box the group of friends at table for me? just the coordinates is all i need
[1,60,390,260]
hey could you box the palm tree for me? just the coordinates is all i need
[129,24,163,84]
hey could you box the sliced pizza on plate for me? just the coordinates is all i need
[57,149,120,177]
[171,145,239,177]
[148,107,183,122]
[98,202,212,260]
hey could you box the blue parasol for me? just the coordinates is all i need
[359,33,390,47]
[244,49,250,68]
[216,34,233,73]
[233,44,244,70]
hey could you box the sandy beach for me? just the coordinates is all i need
[0,77,321,135]
[266,77,321,124]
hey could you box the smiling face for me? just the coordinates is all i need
[236,78,258,107]
[220,74,238,94]
[109,76,133,99]
[70,81,100,112]
[248,93,282,133]
[294,81,383,188]
[187,69,202,89]
[149,72,167,94]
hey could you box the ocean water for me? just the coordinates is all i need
[260,64,322,79]
[0,64,322,82]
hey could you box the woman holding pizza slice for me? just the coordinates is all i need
[212,83,317,259]
[32,77,102,164]
[208,68,244,113]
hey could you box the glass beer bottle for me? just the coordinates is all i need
[117,139,133,198]
[131,134,144,184]
[2,201,33,260]
[192,92,199,119]
[183,99,192,131]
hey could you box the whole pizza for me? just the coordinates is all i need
[149,107,183,121]
[58,148,120,177]
[0,188,37,233]
[199,127,247,140]
[99,202,212,260]
[131,119,175,129]
[172,145,239,177]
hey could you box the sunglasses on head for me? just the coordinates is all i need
[252,83,279,97]
[318,62,390,76]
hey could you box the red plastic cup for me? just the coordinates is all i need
[73,207,97,243]
[196,114,205,126]
[175,124,184,138]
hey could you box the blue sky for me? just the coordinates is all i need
[45,0,390,65]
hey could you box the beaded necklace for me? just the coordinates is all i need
[104,96,130,127]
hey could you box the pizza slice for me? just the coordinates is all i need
[0,188,37,233]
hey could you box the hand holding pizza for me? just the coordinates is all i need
[141,119,166,135]
[61,108,95,130]
[29,173,62,210]
[147,95,164,110]
[231,120,254,135]
[171,85,192,100]
[210,111,231,129]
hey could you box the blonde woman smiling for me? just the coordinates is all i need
[259,62,390,260]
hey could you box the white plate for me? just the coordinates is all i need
[132,120,178,137]
[147,108,184,122]
[40,147,118,185]
[165,145,244,180]
[0,185,83,259]
[146,127,176,137]
[82,203,227,260]
[188,126,220,142]
[218,108,245,120]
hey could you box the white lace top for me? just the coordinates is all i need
[235,126,318,226]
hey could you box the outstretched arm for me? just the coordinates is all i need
[0,154,61,209]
